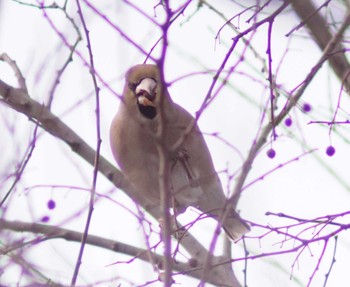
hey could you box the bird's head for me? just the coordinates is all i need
[124,64,168,120]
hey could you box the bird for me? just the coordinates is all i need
[110,64,250,241]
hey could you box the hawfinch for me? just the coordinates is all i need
[110,64,249,241]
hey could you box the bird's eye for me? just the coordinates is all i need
[128,82,137,92]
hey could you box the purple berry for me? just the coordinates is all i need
[326,146,335,157]
[302,103,312,113]
[41,215,50,223]
[284,118,292,127]
[47,199,56,210]
[267,148,276,159]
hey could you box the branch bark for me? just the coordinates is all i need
[290,0,350,93]
[231,7,350,207]
[0,219,237,286]
[0,75,239,286]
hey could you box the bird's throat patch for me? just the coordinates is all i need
[137,103,156,119]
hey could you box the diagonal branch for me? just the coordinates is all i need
[0,78,141,210]
[0,218,236,286]
[0,65,236,286]
[70,1,102,285]
[231,8,350,208]
[290,0,350,93]
[0,219,177,275]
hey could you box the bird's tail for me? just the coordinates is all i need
[222,209,250,241]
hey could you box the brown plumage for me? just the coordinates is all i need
[110,64,249,241]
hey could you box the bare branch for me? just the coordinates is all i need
[0,219,238,286]
[0,61,236,287]
[231,8,350,209]
[290,0,350,93]
[155,2,174,285]
[0,53,28,92]
[69,0,102,285]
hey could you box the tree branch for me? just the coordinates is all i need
[0,219,237,286]
[231,7,350,207]
[0,64,238,286]
[70,1,102,285]
[290,0,350,93]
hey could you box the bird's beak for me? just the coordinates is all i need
[135,78,157,107]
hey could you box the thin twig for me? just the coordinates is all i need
[289,0,350,93]
[0,124,38,208]
[0,218,235,286]
[242,149,316,191]
[198,3,291,285]
[242,237,249,287]
[47,5,82,108]
[323,236,338,287]
[0,54,34,208]
[70,1,101,285]
[231,7,350,209]
[82,0,156,61]
[287,0,332,37]
[39,5,121,99]
[307,239,328,287]
[170,0,290,153]
[0,76,210,269]
[266,19,277,140]
[155,2,173,285]
[0,53,28,92]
